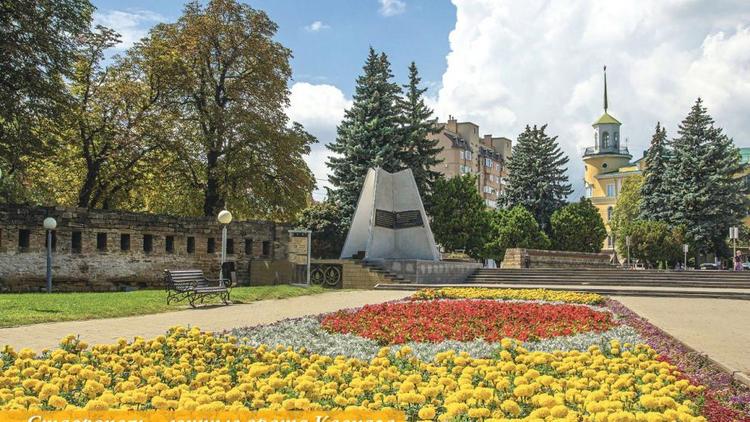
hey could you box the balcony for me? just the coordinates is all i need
[583,146,630,157]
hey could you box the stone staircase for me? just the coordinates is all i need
[375,268,750,300]
[358,261,409,283]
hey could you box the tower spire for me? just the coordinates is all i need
[603,65,608,112]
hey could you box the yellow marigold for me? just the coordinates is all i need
[47,395,67,410]
[418,406,436,420]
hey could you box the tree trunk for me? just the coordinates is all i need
[203,149,222,216]
[77,161,99,208]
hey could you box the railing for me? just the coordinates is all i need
[583,146,630,156]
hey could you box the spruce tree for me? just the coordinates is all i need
[640,122,669,221]
[501,124,573,232]
[326,48,404,225]
[664,98,748,256]
[398,62,443,206]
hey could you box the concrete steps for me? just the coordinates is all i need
[358,261,408,283]
[373,268,750,300]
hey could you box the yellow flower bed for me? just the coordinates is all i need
[412,287,605,305]
[0,327,705,421]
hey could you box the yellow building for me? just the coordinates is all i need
[583,67,642,251]
[584,68,750,251]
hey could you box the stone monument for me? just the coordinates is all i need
[340,168,440,261]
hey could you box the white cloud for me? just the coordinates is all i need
[286,83,352,201]
[304,21,330,32]
[379,0,406,17]
[93,9,164,49]
[434,0,750,198]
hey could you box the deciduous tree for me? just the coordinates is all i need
[483,205,550,262]
[429,175,490,259]
[550,198,607,253]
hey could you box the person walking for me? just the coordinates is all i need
[734,250,744,271]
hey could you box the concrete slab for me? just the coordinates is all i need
[613,296,750,378]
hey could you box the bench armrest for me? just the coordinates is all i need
[204,277,232,288]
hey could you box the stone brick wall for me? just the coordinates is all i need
[501,248,614,269]
[0,204,294,292]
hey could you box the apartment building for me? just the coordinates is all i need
[428,116,512,208]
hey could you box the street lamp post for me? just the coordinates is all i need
[43,217,57,293]
[217,209,233,285]
[626,236,631,269]
[683,244,689,270]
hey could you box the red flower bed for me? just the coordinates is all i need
[321,299,616,344]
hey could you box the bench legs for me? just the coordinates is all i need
[185,290,231,308]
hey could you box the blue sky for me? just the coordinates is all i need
[91,0,455,98]
[91,1,750,201]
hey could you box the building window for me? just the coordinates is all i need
[226,238,234,254]
[602,132,610,149]
[71,231,82,253]
[165,236,174,253]
[262,240,271,257]
[245,239,254,255]
[607,206,614,221]
[460,165,471,174]
[485,199,497,208]
[496,163,501,171]
[484,158,493,167]
[45,230,57,251]
[606,184,616,197]
[186,236,195,254]
[143,235,153,253]
[97,232,107,252]
[614,131,620,146]
[120,234,130,251]
[207,238,216,254]
[462,150,472,160]
[18,229,30,251]
[585,184,593,198]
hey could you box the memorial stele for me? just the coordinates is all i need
[340,167,440,261]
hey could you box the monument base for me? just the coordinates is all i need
[366,259,481,284]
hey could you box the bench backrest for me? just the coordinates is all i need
[165,269,205,291]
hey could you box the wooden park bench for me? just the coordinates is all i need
[164,269,231,308]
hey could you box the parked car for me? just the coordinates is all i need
[743,262,750,271]
[699,263,719,270]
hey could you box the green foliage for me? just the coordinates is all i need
[640,123,670,221]
[550,198,607,253]
[0,0,94,202]
[610,175,643,247]
[429,175,490,259]
[296,201,347,259]
[327,48,405,226]
[615,220,684,267]
[138,0,315,219]
[398,62,443,207]
[502,124,572,232]
[662,98,748,256]
[483,205,550,261]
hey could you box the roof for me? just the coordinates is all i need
[444,132,472,151]
[593,112,621,126]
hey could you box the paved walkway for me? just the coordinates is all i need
[0,290,411,352]
[613,296,750,379]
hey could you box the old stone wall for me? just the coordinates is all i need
[0,204,294,292]
[501,248,614,269]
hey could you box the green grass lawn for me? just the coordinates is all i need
[0,285,328,328]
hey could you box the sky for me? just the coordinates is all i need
[91,0,750,201]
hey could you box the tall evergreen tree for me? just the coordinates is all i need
[664,98,748,256]
[398,62,443,206]
[640,122,670,221]
[501,124,572,231]
[327,48,404,225]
